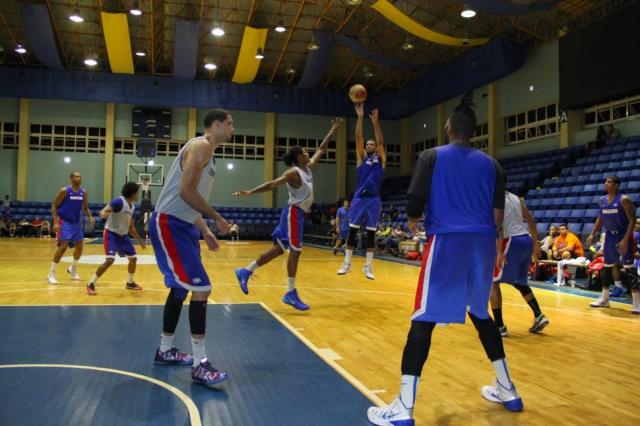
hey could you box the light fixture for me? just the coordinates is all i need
[307,37,320,51]
[69,6,83,23]
[460,8,476,18]
[402,38,414,50]
[84,57,97,66]
[14,44,26,54]
[227,163,234,170]
[135,51,146,57]
[363,67,374,78]
[346,0,362,5]
[285,65,296,75]
[423,123,427,128]
[204,62,217,70]
[529,84,534,92]
[64,156,71,164]
[275,20,286,33]
[211,22,225,37]
[130,0,142,16]
[255,47,264,60]
[148,160,155,166]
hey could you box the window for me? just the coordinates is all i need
[583,94,640,127]
[29,123,106,153]
[0,121,19,149]
[412,137,438,162]
[470,122,489,152]
[277,136,336,164]
[504,102,560,145]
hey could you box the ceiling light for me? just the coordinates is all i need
[14,44,26,54]
[402,39,414,50]
[130,0,142,16]
[307,38,320,51]
[364,70,374,78]
[84,58,98,66]
[69,7,83,23]
[286,66,296,75]
[211,22,225,37]
[346,0,362,5]
[255,47,264,60]
[461,9,476,18]
[135,51,146,57]
[204,62,217,70]
[275,20,286,33]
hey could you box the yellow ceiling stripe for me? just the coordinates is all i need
[371,0,489,47]
[232,26,268,84]
[100,12,134,74]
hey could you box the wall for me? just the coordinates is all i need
[0,149,17,198]
[197,109,265,136]
[408,106,436,143]
[30,99,105,127]
[0,97,20,122]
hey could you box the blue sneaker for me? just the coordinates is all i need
[283,289,309,311]
[191,358,228,387]
[481,380,524,412]
[609,286,625,298]
[235,268,252,295]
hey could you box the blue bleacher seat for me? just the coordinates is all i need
[584,184,598,194]
[584,209,599,220]
[564,196,578,207]
[618,170,631,179]
[567,223,582,234]
[569,208,585,221]
[582,222,595,237]
[630,169,640,179]
[536,222,550,234]
[544,210,558,220]
[533,210,545,221]
[627,181,640,191]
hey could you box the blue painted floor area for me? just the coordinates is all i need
[0,304,374,426]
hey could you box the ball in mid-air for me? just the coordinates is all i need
[349,84,367,103]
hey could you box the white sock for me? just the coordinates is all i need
[602,286,610,301]
[90,273,98,285]
[492,358,514,388]
[128,273,134,283]
[191,336,206,366]
[345,249,353,264]
[614,281,623,289]
[399,374,419,410]
[366,251,374,267]
[159,333,175,353]
[247,261,258,272]
[288,277,295,292]
[72,259,78,269]
[632,291,639,305]
[50,261,58,274]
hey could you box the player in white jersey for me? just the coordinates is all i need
[233,118,343,310]
[491,190,549,335]
[148,109,233,388]
[86,182,146,296]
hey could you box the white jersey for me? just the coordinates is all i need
[105,196,135,236]
[503,191,529,238]
[155,137,216,224]
[288,166,314,212]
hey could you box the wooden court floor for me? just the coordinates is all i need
[0,238,638,425]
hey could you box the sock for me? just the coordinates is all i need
[159,333,175,353]
[399,374,419,411]
[128,273,134,283]
[288,277,295,292]
[366,251,374,267]
[72,259,78,271]
[602,286,610,301]
[50,261,58,274]
[90,273,98,285]
[632,291,640,305]
[345,249,353,264]
[247,261,258,272]
[526,298,543,318]
[492,358,514,388]
[614,281,623,289]
[191,336,206,366]
[492,308,504,327]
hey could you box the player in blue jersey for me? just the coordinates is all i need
[337,104,385,280]
[586,176,638,313]
[48,172,95,285]
[367,96,522,426]
[332,199,350,255]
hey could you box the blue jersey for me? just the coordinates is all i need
[337,207,349,231]
[600,194,628,234]
[57,186,85,223]
[354,153,384,198]
[407,145,504,237]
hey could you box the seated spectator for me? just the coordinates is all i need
[17,218,31,237]
[552,224,584,260]
[40,219,51,238]
[539,225,559,260]
[0,218,8,237]
[30,216,43,237]
[2,194,10,210]
[229,221,240,241]
[375,223,392,251]
[390,204,400,220]
[385,224,406,252]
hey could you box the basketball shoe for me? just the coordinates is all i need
[589,297,610,308]
[154,347,193,365]
[235,268,253,294]
[47,272,58,285]
[609,286,625,298]
[529,314,549,333]
[86,283,97,296]
[498,325,508,337]
[481,379,524,412]
[125,282,143,290]
[363,265,375,280]
[67,266,80,280]
[367,396,414,426]
[337,262,351,275]
[283,289,309,311]
[191,359,228,387]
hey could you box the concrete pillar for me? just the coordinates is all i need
[336,117,347,199]
[103,103,115,202]
[560,110,581,149]
[187,107,197,139]
[264,113,276,208]
[436,103,446,146]
[400,118,412,175]
[487,83,504,158]
[16,98,30,200]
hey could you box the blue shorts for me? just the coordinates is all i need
[272,205,305,252]
[339,227,350,240]
[57,219,83,248]
[149,212,211,292]
[349,197,381,231]
[104,229,136,258]
[493,234,532,285]
[413,233,496,324]
[603,232,636,266]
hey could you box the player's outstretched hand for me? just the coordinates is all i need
[216,217,231,235]
[233,190,252,197]
[330,117,344,131]
[354,103,364,117]
[204,232,220,251]
[369,109,379,123]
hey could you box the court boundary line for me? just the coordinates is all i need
[0,364,201,426]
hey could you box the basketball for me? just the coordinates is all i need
[349,84,367,103]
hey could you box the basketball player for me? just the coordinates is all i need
[368,97,522,426]
[48,172,95,284]
[140,175,153,239]
[587,176,638,313]
[149,109,232,387]
[337,104,385,279]
[491,189,549,336]
[332,199,350,255]
[234,118,343,310]
[86,182,146,296]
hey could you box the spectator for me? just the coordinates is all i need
[30,216,43,237]
[375,223,392,252]
[40,219,51,238]
[390,204,400,220]
[607,124,621,140]
[385,224,406,252]
[0,217,8,237]
[229,221,240,241]
[552,224,584,260]
[2,194,10,210]
[596,125,608,147]
[17,218,31,237]
[539,225,559,260]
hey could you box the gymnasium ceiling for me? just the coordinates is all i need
[0,0,634,92]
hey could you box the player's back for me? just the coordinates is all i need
[503,192,529,238]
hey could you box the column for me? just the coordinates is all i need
[487,83,504,158]
[400,118,412,176]
[336,117,347,199]
[16,98,30,200]
[436,103,446,146]
[187,107,197,139]
[560,110,580,149]
[263,113,275,208]
[103,103,115,202]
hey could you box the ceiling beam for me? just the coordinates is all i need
[268,0,306,83]
[0,5,27,65]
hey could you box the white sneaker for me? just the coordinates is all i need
[337,262,351,275]
[481,380,524,412]
[363,265,375,280]
[589,297,610,308]
[47,272,58,285]
[67,266,80,281]
[632,303,640,315]
[367,396,414,426]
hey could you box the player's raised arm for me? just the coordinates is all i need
[309,118,343,169]
[355,103,365,166]
[233,168,299,196]
[369,109,386,168]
